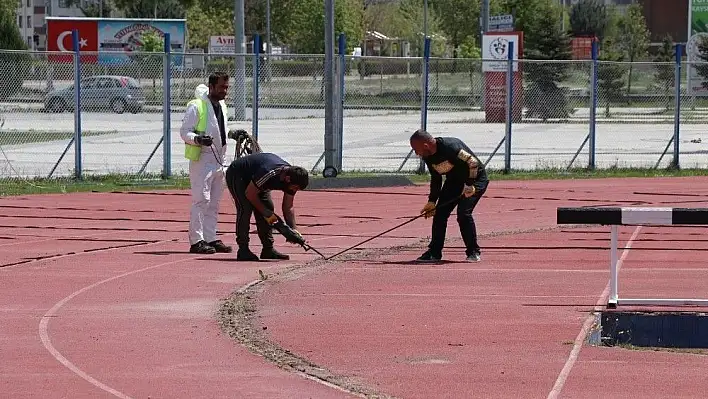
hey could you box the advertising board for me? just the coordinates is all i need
[46,17,186,66]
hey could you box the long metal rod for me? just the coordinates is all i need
[252,34,261,140]
[655,135,674,169]
[397,148,416,172]
[139,137,164,175]
[504,41,514,174]
[673,43,682,169]
[323,0,335,168]
[485,136,505,167]
[588,41,598,169]
[567,133,590,170]
[324,194,463,261]
[48,137,75,179]
[72,30,82,180]
[162,33,172,178]
[233,0,247,120]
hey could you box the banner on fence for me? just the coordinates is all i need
[46,17,186,66]
[687,0,708,95]
[482,32,523,122]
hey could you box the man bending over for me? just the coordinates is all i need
[225,152,309,261]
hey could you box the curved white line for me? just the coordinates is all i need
[547,226,642,399]
[39,257,195,398]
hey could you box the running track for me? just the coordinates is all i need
[2,177,708,398]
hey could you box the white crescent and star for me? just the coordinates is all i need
[56,30,89,52]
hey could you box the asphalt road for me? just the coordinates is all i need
[1,110,707,179]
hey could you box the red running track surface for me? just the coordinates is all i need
[2,177,708,398]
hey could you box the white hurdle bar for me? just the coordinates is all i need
[557,206,708,308]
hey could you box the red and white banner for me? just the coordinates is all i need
[46,18,99,64]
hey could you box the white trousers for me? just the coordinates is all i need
[188,161,225,245]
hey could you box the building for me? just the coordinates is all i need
[15,0,109,50]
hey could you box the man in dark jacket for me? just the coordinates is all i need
[409,129,489,262]
[225,152,309,261]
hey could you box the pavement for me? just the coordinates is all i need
[1,108,708,179]
[3,178,708,398]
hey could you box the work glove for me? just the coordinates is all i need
[463,184,476,198]
[421,201,436,219]
[287,229,305,245]
[264,213,278,225]
[271,217,306,245]
[194,135,213,146]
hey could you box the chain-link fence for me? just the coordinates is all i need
[0,50,77,180]
[2,47,706,186]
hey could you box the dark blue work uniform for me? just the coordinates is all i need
[423,137,489,257]
[226,152,295,249]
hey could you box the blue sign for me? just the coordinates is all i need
[97,19,186,66]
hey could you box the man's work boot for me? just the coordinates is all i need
[260,247,290,260]
[209,240,233,253]
[236,247,259,261]
[190,240,216,254]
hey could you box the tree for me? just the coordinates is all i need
[59,0,112,17]
[114,0,186,19]
[522,0,572,120]
[0,6,30,101]
[269,0,364,54]
[186,5,233,50]
[569,0,609,42]
[429,0,479,57]
[597,37,626,117]
[617,3,649,97]
[693,36,708,91]
[653,34,675,111]
[134,30,164,94]
[497,0,546,34]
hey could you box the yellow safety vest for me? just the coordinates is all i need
[184,98,209,161]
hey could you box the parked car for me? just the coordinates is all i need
[44,75,145,114]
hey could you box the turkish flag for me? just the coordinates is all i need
[46,18,98,64]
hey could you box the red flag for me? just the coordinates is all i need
[46,18,99,64]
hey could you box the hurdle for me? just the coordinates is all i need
[557,207,708,308]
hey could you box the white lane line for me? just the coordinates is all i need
[546,226,642,399]
[39,257,195,399]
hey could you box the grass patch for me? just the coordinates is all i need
[0,130,118,146]
[3,167,708,197]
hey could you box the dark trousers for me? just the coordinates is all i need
[429,179,488,257]
[225,167,275,249]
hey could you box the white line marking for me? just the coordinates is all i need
[39,257,194,399]
[546,226,642,399]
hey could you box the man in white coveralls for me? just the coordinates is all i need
[179,72,233,255]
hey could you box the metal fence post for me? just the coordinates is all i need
[589,40,598,170]
[72,29,82,180]
[252,33,260,140]
[162,33,172,178]
[673,43,683,169]
[504,41,514,174]
[337,33,346,172]
[418,36,431,174]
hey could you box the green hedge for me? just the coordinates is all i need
[356,58,483,77]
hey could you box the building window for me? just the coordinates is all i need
[58,0,69,8]
[27,16,31,28]
[26,0,30,7]
[17,16,22,28]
